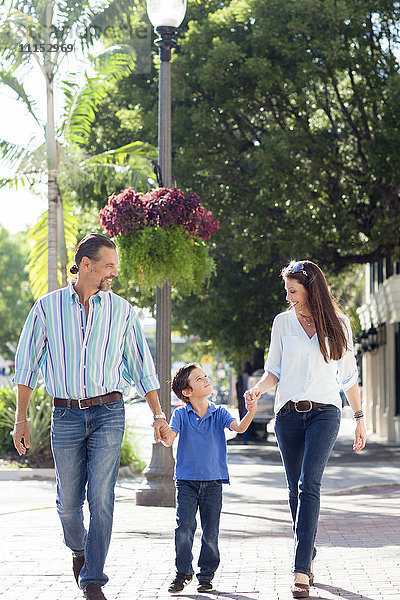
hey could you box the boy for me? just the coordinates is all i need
[160,362,257,594]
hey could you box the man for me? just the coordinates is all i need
[12,233,168,600]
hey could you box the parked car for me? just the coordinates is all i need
[246,369,275,440]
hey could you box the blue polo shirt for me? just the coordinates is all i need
[170,402,236,483]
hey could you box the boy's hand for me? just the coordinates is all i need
[158,423,171,437]
[157,423,176,447]
[244,387,260,411]
[152,418,168,442]
[245,394,258,412]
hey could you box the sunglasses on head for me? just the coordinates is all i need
[288,261,308,276]
[291,262,304,272]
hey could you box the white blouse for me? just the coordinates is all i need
[265,309,358,414]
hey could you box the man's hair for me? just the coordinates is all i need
[70,234,116,274]
[172,362,201,403]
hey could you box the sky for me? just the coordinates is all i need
[0,21,102,235]
[0,2,153,236]
[0,65,47,234]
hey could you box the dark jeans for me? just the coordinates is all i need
[274,404,341,576]
[51,399,125,589]
[175,479,223,581]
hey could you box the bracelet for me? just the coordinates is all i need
[353,410,364,420]
[14,418,30,425]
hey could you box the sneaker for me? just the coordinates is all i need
[197,580,213,592]
[168,573,193,593]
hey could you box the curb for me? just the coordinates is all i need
[0,464,143,482]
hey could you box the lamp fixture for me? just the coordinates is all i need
[147,0,187,28]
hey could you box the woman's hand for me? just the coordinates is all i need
[353,419,367,452]
[244,387,261,411]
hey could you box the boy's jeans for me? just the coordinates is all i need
[274,404,341,576]
[51,399,125,589]
[175,479,223,581]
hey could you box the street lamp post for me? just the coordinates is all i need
[136,0,187,507]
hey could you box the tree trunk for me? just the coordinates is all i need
[57,196,68,287]
[47,170,58,291]
[45,0,58,292]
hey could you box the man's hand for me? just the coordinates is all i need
[12,421,30,456]
[152,417,168,443]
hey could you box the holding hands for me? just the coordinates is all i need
[153,420,176,447]
[244,387,261,411]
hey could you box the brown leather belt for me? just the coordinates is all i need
[53,391,122,409]
[283,400,326,413]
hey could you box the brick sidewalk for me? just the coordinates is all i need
[1,455,399,600]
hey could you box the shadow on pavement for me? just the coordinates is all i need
[314,583,376,600]
[228,439,400,465]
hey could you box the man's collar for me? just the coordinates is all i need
[68,282,104,305]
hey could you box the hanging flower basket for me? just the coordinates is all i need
[98,187,219,294]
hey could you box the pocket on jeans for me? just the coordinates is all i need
[52,408,67,420]
[103,399,125,411]
[317,404,339,412]
[275,408,291,418]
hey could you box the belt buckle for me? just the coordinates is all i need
[78,398,89,409]
[294,400,313,413]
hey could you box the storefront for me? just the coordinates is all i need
[357,259,400,443]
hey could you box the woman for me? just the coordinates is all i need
[245,260,366,599]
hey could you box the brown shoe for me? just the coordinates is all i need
[291,582,310,598]
[73,554,85,587]
[83,583,107,599]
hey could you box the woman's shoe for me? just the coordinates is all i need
[291,582,310,598]
[309,560,314,586]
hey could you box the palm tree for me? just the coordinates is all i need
[0,0,153,293]
[0,0,97,290]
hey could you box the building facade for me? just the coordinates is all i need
[357,258,400,443]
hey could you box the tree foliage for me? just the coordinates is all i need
[0,228,34,359]
[70,0,400,365]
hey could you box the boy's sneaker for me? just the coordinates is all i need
[168,573,193,593]
[197,580,213,592]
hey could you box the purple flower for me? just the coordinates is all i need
[98,187,219,241]
[98,189,146,236]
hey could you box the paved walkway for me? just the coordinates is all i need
[1,410,399,600]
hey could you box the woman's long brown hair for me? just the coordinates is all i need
[281,260,348,363]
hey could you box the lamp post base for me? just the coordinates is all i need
[136,442,176,507]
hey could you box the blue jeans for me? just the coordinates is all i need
[175,480,223,581]
[51,399,125,590]
[274,404,341,576]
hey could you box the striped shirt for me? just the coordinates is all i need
[12,283,159,399]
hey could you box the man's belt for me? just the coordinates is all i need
[53,391,122,409]
[282,400,326,413]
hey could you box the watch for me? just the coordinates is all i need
[153,412,167,420]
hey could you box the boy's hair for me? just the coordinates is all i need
[172,362,201,403]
